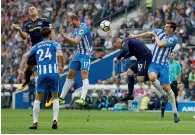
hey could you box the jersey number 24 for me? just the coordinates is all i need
[37,48,52,61]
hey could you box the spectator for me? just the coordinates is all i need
[148,92,160,110]
[104,35,112,50]
[97,91,108,109]
[108,92,118,108]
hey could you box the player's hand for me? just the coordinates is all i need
[60,28,66,38]
[120,57,124,61]
[148,32,156,37]
[12,24,20,30]
[58,65,64,74]
[129,34,135,38]
[113,57,118,63]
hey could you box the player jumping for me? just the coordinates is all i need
[58,14,92,106]
[113,38,152,101]
[12,5,56,107]
[19,27,64,129]
[130,20,180,123]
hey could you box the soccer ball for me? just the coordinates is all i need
[100,20,111,32]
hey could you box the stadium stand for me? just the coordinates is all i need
[1,0,195,109]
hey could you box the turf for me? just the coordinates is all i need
[1,109,195,134]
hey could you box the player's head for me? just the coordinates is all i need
[164,20,177,35]
[113,38,123,49]
[28,5,38,18]
[41,27,52,39]
[68,14,80,28]
[169,52,175,61]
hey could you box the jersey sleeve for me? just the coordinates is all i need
[23,23,29,33]
[28,45,36,55]
[54,42,61,50]
[153,29,162,35]
[164,36,178,47]
[76,25,88,39]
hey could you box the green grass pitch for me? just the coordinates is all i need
[1,109,195,134]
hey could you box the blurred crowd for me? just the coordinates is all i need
[1,0,131,84]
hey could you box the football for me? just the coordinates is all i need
[100,20,111,32]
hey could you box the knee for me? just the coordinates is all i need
[67,72,75,79]
[149,74,157,82]
[137,76,144,82]
[81,70,88,79]
[162,85,171,92]
[127,69,135,76]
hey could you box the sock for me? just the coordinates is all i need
[167,90,178,114]
[33,100,40,123]
[60,78,73,99]
[127,76,134,96]
[161,107,165,117]
[151,80,166,97]
[24,69,33,85]
[81,79,89,100]
[52,99,59,121]
[176,101,178,111]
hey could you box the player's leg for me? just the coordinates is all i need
[148,63,167,96]
[160,65,180,123]
[51,92,59,129]
[59,55,80,104]
[75,55,90,105]
[171,82,178,110]
[29,76,46,129]
[120,68,136,101]
[18,54,36,90]
[29,92,43,129]
[120,61,137,101]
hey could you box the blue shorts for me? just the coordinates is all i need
[36,74,59,93]
[69,54,91,71]
[148,62,171,84]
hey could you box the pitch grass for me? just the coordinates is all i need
[1,109,195,134]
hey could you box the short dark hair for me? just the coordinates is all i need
[166,20,177,31]
[69,14,79,21]
[41,27,51,38]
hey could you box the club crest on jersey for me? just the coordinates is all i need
[38,22,42,25]
[168,38,174,43]
[79,30,84,35]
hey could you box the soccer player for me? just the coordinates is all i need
[19,27,64,129]
[12,5,55,107]
[129,20,180,123]
[161,52,181,118]
[58,14,92,105]
[113,38,152,101]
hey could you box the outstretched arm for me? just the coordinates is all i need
[129,32,154,39]
[12,24,28,40]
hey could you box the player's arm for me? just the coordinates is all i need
[154,35,177,48]
[124,53,131,59]
[57,50,65,71]
[129,32,154,38]
[60,29,81,45]
[19,52,31,73]
[12,24,28,40]
[19,46,36,78]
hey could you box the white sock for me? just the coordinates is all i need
[81,79,89,100]
[33,100,40,123]
[52,99,59,121]
[60,78,73,99]
[151,80,166,96]
[167,90,178,114]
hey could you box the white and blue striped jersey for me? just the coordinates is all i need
[28,40,61,75]
[152,29,178,65]
[72,23,92,56]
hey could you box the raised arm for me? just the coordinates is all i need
[129,32,154,39]
[12,24,28,40]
